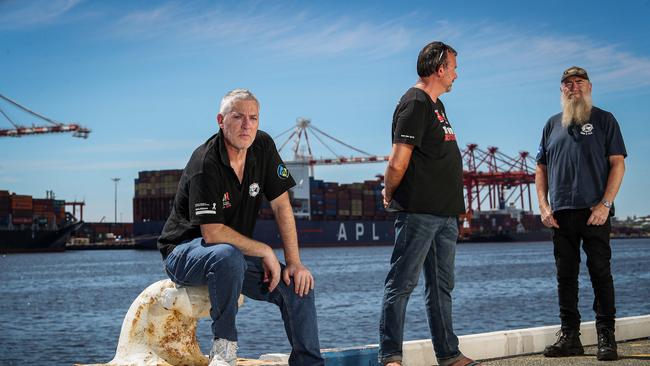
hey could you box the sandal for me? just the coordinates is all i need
[448,356,483,366]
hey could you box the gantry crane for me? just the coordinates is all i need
[0,93,91,138]
[275,117,389,175]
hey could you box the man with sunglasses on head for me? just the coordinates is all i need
[157,89,324,366]
[536,67,627,361]
[379,41,481,366]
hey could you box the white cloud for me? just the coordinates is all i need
[108,5,650,92]
[0,0,83,30]
[446,22,650,92]
[266,17,412,58]
[6,1,647,93]
[110,3,414,58]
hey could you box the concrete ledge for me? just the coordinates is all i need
[259,314,650,366]
[458,314,650,363]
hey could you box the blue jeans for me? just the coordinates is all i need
[379,213,462,365]
[164,238,324,366]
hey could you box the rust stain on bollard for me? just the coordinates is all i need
[75,279,243,366]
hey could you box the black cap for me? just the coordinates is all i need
[561,66,589,83]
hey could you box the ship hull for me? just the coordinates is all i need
[134,218,550,249]
[254,219,395,247]
[460,230,552,243]
[0,221,84,253]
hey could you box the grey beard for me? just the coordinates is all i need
[561,93,592,128]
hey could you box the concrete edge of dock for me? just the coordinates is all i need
[254,314,650,365]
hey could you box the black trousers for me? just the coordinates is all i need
[552,208,616,331]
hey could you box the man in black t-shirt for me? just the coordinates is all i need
[536,67,626,361]
[158,89,323,366]
[379,42,480,366]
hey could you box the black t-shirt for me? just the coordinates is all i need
[157,130,295,259]
[390,87,465,216]
[536,106,627,212]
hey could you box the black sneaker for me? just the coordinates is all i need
[543,329,585,357]
[597,328,618,361]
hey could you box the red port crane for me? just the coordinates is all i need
[0,93,91,138]
[462,143,536,213]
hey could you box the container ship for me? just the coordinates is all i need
[0,190,84,253]
[132,166,550,250]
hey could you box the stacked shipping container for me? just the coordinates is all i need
[33,198,56,227]
[0,190,68,229]
[307,178,387,221]
[0,190,9,226]
[131,170,390,223]
[10,194,33,225]
[133,170,182,222]
[53,200,66,223]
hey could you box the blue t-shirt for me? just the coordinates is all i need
[536,106,627,212]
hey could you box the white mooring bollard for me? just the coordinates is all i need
[76,279,244,366]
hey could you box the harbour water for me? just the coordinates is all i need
[1,239,649,366]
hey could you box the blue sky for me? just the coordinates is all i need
[1,0,649,222]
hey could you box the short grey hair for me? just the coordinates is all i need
[219,89,259,115]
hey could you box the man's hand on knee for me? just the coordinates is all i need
[261,246,281,292]
[283,262,315,297]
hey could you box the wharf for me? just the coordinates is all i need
[482,338,650,365]
[252,315,650,366]
[236,337,650,365]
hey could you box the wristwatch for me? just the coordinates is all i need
[602,200,613,208]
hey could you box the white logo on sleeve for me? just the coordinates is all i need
[249,182,260,197]
[195,202,217,215]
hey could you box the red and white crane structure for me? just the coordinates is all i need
[0,93,91,138]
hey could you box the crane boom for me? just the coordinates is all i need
[0,93,91,138]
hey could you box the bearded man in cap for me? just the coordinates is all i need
[535,66,627,361]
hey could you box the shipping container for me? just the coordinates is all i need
[10,195,33,211]
[12,216,32,224]
[133,196,175,222]
[11,209,33,218]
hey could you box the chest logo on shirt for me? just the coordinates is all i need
[222,192,232,209]
[249,182,260,197]
[580,123,594,136]
[277,164,290,179]
[434,109,456,141]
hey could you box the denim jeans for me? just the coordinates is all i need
[552,208,616,331]
[164,237,324,366]
[379,213,462,365]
